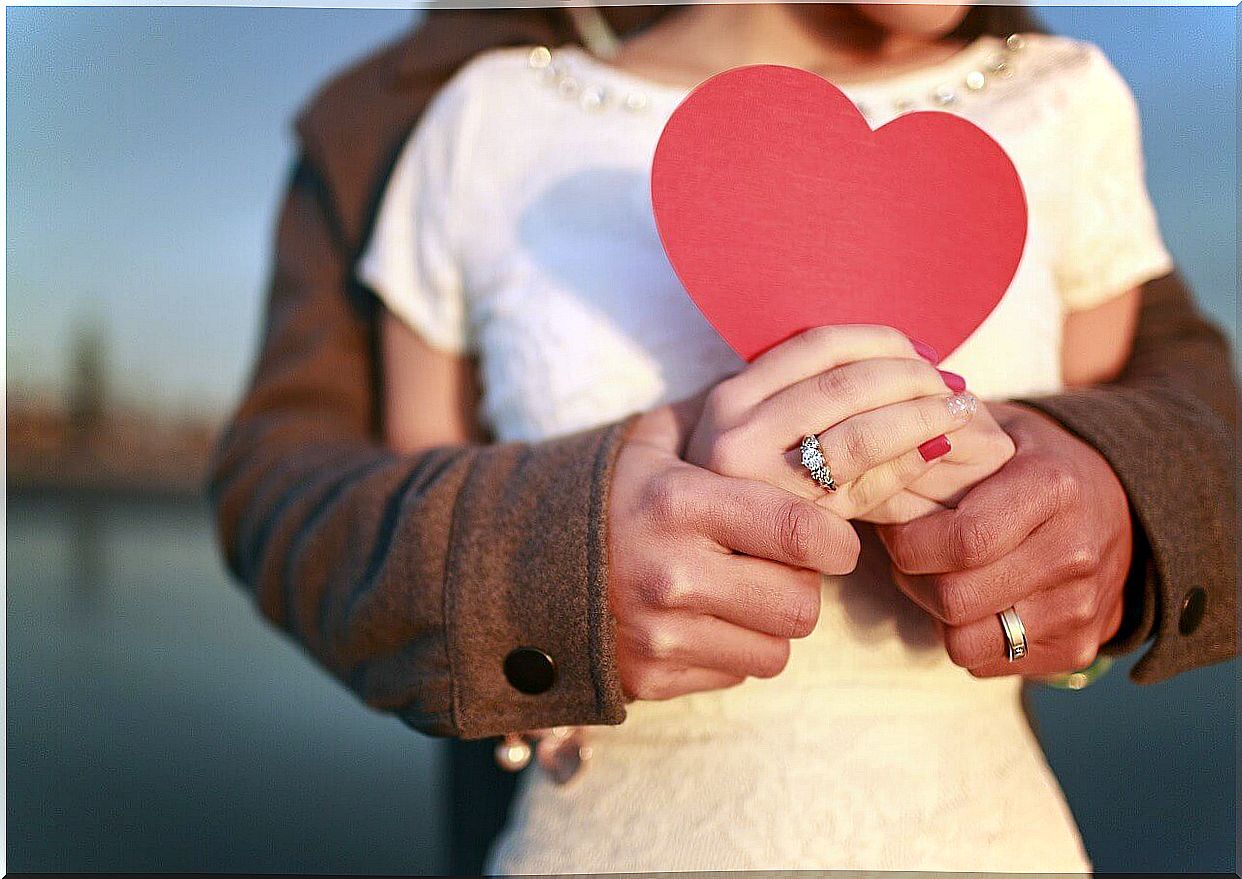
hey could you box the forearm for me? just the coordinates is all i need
[1017,272,1237,682]
[213,421,632,738]
[211,160,631,738]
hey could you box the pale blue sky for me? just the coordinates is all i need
[6,7,1237,417]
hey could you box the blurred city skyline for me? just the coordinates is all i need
[6,6,1238,419]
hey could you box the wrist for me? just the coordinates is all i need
[1100,502,1155,654]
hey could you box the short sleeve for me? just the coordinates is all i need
[1050,45,1173,312]
[357,80,474,354]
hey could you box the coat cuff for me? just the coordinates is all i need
[1016,389,1236,683]
[416,415,638,740]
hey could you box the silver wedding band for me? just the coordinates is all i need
[799,434,837,492]
[999,606,1028,662]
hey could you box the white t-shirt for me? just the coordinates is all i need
[359,34,1172,874]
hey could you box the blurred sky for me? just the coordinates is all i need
[6,6,1237,417]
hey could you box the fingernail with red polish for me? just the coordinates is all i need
[911,339,939,363]
[938,370,967,393]
[919,435,951,462]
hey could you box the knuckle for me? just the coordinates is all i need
[773,503,860,575]
[883,526,919,573]
[1046,467,1081,508]
[707,427,751,476]
[609,575,642,620]
[774,499,819,565]
[803,325,840,348]
[641,472,688,527]
[1070,640,1099,670]
[751,641,792,678]
[703,379,740,420]
[644,567,693,610]
[1066,590,1100,628]
[987,428,1017,461]
[952,514,1003,569]
[827,523,862,575]
[881,325,910,346]
[1062,542,1101,578]
[913,400,942,437]
[934,578,978,626]
[842,474,880,517]
[903,358,940,394]
[778,592,821,639]
[626,666,659,700]
[636,623,679,662]
[943,627,981,668]
[861,324,907,351]
[816,366,857,403]
[840,422,883,468]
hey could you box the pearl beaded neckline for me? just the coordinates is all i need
[527,34,1030,123]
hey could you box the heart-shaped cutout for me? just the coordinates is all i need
[651,65,1027,363]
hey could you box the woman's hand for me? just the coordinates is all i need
[860,401,1016,524]
[685,325,997,521]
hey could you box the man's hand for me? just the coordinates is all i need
[876,402,1133,677]
[606,403,861,701]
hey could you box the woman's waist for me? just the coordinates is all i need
[540,683,1059,837]
[600,660,1029,746]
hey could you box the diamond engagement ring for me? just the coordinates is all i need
[799,434,837,492]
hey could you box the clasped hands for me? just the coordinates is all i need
[524,326,1133,778]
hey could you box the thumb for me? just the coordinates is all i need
[624,391,712,457]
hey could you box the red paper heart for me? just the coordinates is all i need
[651,65,1027,363]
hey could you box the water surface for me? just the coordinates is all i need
[7,494,1234,872]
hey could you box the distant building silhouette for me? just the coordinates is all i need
[9,318,217,499]
[68,319,107,443]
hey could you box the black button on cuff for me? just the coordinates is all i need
[504,646,556,695]
[1178,587,1206,636]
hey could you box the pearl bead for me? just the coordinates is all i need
[528,45,552,70]
[495,734,533,771]
[623,91,648,112]
[524,45,1027,119]
[580,86,607,111]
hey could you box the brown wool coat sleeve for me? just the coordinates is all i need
[210,13,630,740]
[1019,271,1237,683]
[212,14,1236,744]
